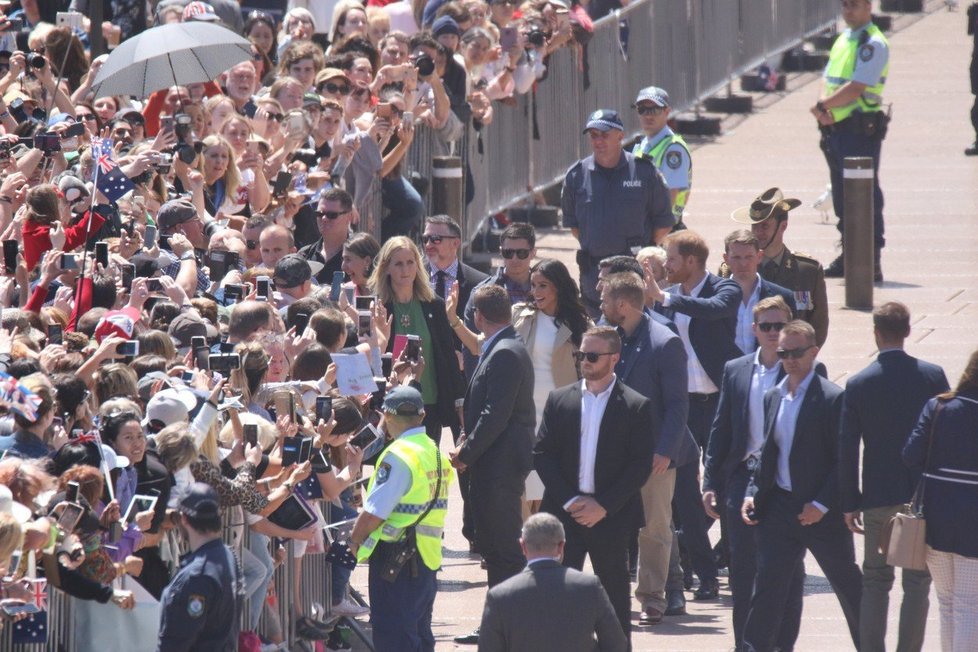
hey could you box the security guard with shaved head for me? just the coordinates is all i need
[812,0,890,282]
[349,385,454,652]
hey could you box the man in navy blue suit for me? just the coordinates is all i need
[840,302,948,652]
[721,229,796,354]
[741,320,863,652]
[703,296,804,651]
[648,230,743,601]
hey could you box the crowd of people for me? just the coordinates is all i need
[0,1,972,652]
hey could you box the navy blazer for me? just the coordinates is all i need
[903,394,978,558]
[535,379,654,530]
[615,314,698,467]
[705,355,829,495]
[655,272,743,388]
[747,373,844,517]
[459,326,536,479]
[839,350,948,512]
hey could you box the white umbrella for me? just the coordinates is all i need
[91,21,253,99]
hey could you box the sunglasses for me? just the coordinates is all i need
[572,351,616,363]
[501,248,531,260]
[264,112,284,122]
[246,239,258,250]
[77,113,96,121]
[320,82,351,96]
[422,234,457,245]
[636,105,666,116]
[756,321,786,333]
[319,210,350,220]
[776,345,814,360]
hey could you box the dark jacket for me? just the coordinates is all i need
[462,266,520,378]
[747,373,844,517]
[839,350,948,512]
[535,379,654,530]
[479,559,628,652]
[384,298,465,426]
[903,393,978,558]
[615,313,697,468]
[655,272,743,388]
[426,259,488,320]
[458,326,535,478]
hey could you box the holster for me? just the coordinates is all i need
[374,529,419,583]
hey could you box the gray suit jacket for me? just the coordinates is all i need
[478,559,627,652]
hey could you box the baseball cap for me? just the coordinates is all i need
[156,199,198,231]
[179,482,221,519]
[382,386,425,416]
[143,387,198,427]
[137,371,173,402]
[168,313,208,349]
[432,15,461,37]
[183,1,220,22]
[634,86,670,107]
[583,109,624,134]
[274,254,312,289]
[315,68,350,87]
[303,92,322,108]
[94,307,141,343]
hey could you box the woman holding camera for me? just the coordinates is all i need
[370,236,464,442]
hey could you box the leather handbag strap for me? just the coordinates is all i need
[911,397,946,515]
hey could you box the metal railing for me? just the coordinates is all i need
[400,0,840,249]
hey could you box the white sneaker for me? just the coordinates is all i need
[331,596,369,618]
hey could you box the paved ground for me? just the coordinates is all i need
[346,3,977,650]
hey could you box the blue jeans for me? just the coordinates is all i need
[329,496,358,604]
[381,175,423,240]
[368,543,437,652]
[247,532,275,630]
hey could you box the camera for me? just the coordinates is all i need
[174,112,193,141]
[25,52,45,69]
[154,152,173,173]
[175,140,202,165]
[526,27,549,47]
[413,53,435,77]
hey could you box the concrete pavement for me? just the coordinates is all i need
[346,2,975,650]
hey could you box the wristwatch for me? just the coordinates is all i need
[179,252,195,261]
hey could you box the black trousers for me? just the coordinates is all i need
[450,422,475,543]
[562,515,632,641]
[468,470,525,589]
[421,406,443,445]
[743,489,863,652]
[724,466,804,651]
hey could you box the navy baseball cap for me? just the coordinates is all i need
[583,109,624,134]
[179,482,221,519]
[635,86,670,107]
[382,386,425,416]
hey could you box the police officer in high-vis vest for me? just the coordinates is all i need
[813,0,890,282]
[632,86,692,229]
[349,385,453,652]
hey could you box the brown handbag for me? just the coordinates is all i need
[878,399,945,571]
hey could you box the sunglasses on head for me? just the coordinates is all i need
[756,321,786,333]
[319,210,350,220]
[320,82,351,95]
[776,345,814,360]
[422,234,457,245]
[501,248,531,260]
[572,351,616,363]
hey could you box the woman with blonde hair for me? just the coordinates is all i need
[369,236,464,441]
[198,135,246,216]
[94,363,139,405]
[230,340,273,420]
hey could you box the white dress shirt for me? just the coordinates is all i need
[664,275,719,394]
[746,349,781,459]
[573,375,616,500]
[736,274,763,354]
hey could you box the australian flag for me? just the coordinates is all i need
[91,137,135,204]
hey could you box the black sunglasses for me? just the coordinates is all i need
[422,234,458,245]
[265,112,284,122]
[77,113,96,121]
[572,351,616,363]
[635,105,666,116]
[776,345,814,360]
[501,248,531,260]
[319,82,351,96]
[319,210,350,220]
[757,322,786,333]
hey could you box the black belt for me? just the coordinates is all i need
[689,392,718,402]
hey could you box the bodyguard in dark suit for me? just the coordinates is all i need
[451,284,535,591]
[721,229,796,354]
[535,326,655,641]
[599,271,696,624]
[648,230,741,599]
[741,320,863,652]
[703,296,803,651]
[479,513,628,652]
[840,302,948,652]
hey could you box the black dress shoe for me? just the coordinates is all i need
[693,580,719,601]
[965,142,978,156]
[454,628,480,644]
[664,589,687,616]
[824,254,844,278]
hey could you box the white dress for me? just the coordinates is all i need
[525,313,558,500]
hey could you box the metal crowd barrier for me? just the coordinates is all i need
[400,0,840,249]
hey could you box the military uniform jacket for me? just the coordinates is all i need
[157,538,240,652]
[759,248,829,347]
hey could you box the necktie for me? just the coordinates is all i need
[435,270,447,298]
